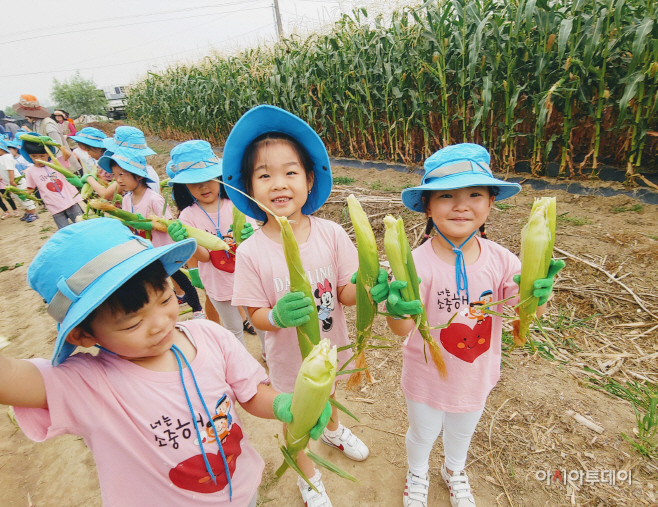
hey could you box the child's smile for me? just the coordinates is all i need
[427,186,494,244]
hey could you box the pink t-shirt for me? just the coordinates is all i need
[24,164,83,215]
[179,199,255,302]
[400,237,521,413]
[14,320,268,507]
[122,187,172,248]
[232,216,358,393]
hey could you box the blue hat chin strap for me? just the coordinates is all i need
[433,224,477,302]
[171,344,232,499]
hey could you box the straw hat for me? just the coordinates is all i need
[13,94,51,119]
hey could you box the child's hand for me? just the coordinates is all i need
[66,175,83,188]
[188,267,204,289]
[240,223,255,240]
[513,259,565,306]
[167,220,188,242]
[351,267,390,303]
[272,393,332,440]
[271,291,314,328]
[81,173,97,184]
[386,280,422,318]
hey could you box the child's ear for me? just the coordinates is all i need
[307,171,315,192]
[65,327,98,349]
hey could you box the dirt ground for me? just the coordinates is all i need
[1,138,657,506]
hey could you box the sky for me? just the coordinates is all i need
[0,0,365,113]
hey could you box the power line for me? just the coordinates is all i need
[0,24,275,79]
[0,0,266,41]
[0,5,270,46]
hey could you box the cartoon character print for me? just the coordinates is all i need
[208,227,237,273]
[460,290,494,323]
[170,394,243,494]
[314,278,335,332]
[39,172,63,193]
[443,290,494,363]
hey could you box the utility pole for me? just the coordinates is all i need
[273,0,283,41]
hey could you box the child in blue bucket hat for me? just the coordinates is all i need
[0,218,331,506]
[69,127,113,182]
[222,105,387,507]
[384,143,565,507]
[104,125,161,192]
[165,140,264,350]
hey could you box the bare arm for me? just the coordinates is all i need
[386,315,415,336]
[0,354,47,409]
[193,246,210,263]
[336,283,356,306]
[239,383,279,419]
[248,307,277,332]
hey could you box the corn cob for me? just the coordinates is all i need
[13,175,24,184]
[5,186,41,203]
[383,215,447,379]
[79,159,98,200]
[41,160,77,179]
[159,178,170,187]
[232,205,247,246]
[277,339,356,488]
[275,215,321,358]
[346,195,378,389]
[18,134,60,147]
[513,197,556,345]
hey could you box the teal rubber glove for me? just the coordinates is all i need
[240,223,255,240]
[272,393,332,440]
[167,220,188,242]
[123,220,153,231]
[188,267,204,289]
[513,259,565,306]
[386,280,422,318]
[66,176,83,188]
[271,291,314,328]
[351,267,390,304]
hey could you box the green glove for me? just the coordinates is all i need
[240,223,255,240]
[123,220,152,231]
[167,220,188,242]
[66,176,83,188]
[272,393,332,440]
[513,259,565,306]
[16,193,26,202]
[351,267,390,304]
[386,280,422,318]
[271,291,314,328]
[188,268,204,289]
[81,173,97,184]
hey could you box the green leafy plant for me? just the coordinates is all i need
[334,176,355,185]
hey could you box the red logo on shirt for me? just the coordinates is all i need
[46,179,63,192]
[440,316,492,363]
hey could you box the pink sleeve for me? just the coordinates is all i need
[232,239,272,308]
[334,225,359,287]
[13,357,103,442]
[25,169,36,189]
[178,207,196,228]
[210,322,269,402]
[501,250,522,304]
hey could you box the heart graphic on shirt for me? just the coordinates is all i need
[46,180,63,192]
[169,423,243,494]
[440,316,492,363]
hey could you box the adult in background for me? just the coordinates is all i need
[53,109,77,149]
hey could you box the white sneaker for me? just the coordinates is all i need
[403,469,429,507]
[321,423,369,461]
[298,470,333,507]
[440,463,476,507]
[192,311,206,320]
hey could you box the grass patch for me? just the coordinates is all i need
[557,212,591,226]
[649,235,658,240]
[370,180,382,190]
[612,204,643,214]
[495,202,514,211]
[40,236,48,240]
[40,226,52,233]
[334,176,355,185]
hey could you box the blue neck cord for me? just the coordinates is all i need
[171,344,233,500]
[42,166,65,199]
[433,225,477,302]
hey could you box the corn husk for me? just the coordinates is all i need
[276,216,321,358]
[41,159,77,180]
[232,206,247,246]
[80,159,98,200]
[276,339,356,488]
[5,186,41,203]
[383,215,447,379]
[346,195,378,389]
[513,197,557,345]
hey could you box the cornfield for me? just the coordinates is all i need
[127,0,658,183]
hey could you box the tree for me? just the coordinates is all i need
[4,106,17,117]
[51,71,107,117]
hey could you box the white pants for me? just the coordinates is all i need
[209,299,246,346]
[14,179,35,211]
[405,397,484,476]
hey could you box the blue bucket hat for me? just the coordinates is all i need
[98,147,153,182]
[69,127,107,148]
[103,126,156,156]
[27,218,196,366]
[166,140,222,186]
[222,105,332,222]
[18,132,50,164]
[0,137,9,153]
[401,143,521,213]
